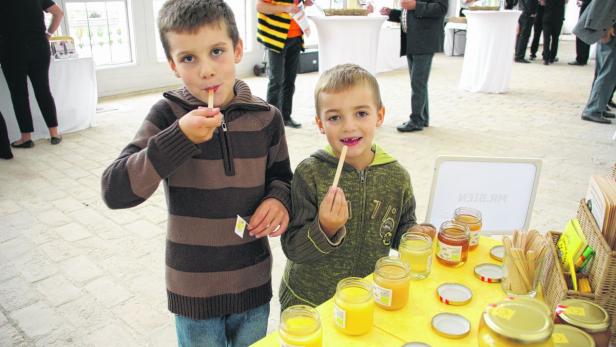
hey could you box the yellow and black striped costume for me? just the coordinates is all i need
[257,0,305,53]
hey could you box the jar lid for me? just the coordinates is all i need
[489,245,504,262]
[556,299,610,333]
[552,324,595,347]
[401,343,431,347]
[483,299,553,343]
[437,283,472,305]
[431,312,470,339]
[474,263,503,283]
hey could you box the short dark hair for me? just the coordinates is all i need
[158,0,239,60]
[314,64,383,115]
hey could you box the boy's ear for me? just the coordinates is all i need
[376,106,385,127]
[315,115,325,134]
[234,38,244,63]
[168,58,180,78]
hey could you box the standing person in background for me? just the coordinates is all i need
[256,0,313,129]
[569,0,592,66]
[0,113,13,160]
[529,3,544,60]
[514,0,539,63]
[541,0,565,65]
[381,0,448,133]
[0,0,63,148]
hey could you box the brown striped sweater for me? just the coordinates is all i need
[101,80,292,319]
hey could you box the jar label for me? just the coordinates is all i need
[470,230,480,246]
[436,241,462,262]
[552,333,569,344]
[372,283,393,307]
[334,304,346,329]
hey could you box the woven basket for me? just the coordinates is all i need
[323,8,368,16]
[468,5,500,10]
[542,200,616,343]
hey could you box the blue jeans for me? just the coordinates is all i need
[584,37,616,115]
[175,303,270,347]
[407,54,434,127]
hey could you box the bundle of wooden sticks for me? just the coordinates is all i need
[502,230,548,295]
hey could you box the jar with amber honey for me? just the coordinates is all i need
[373,256,411,310]
[478,298,554,347]
[436,220,470,267]
[554,299,611,347]
[333,277,374,336]
[279,305,322,347]
[453,207,482,250]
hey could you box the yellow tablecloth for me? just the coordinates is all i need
[253,237,505,346]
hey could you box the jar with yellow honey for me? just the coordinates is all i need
[478,298,554,347]
[279,305,322,347]
[453,207,482,250]
[436,220,470,267]
[399,232,432,279]
[333,277,374,336]
[373,256,411,310]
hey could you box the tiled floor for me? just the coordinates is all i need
[1,39,615,346]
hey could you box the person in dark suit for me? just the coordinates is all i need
[541,0,565,65]
[569,0,592,66]
[514,0,539,63]
[380,0,448,132]
[0,112,13,159]
[0,0,64,148]
[529,3,544,60]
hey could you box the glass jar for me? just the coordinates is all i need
[551,324,595,347]
[373,256,411,310]
[553,299,611,347]
[333,277,374,336]
[436,220,470,267]
[478,298,554,347]
[279,305,322,347]
[399,232,433,279]
[453,207,482,250]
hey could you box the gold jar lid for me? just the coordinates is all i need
[483,298,553,343]
[556,299,610,333]
[489,245,504,262]
[552,324,595,347]
[431,312,470,339]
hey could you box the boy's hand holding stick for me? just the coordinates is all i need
[319,146,349,237]
[179,89,221,144]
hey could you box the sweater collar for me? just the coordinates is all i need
[313,143,397,168]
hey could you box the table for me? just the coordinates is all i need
[376,24,407,73]
[308,15,386,75]
[0,57,97,142]
[459,10,521,93]
[252,237,507,346]
[444,22,467,56]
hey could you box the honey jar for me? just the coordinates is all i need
[279,305,322,347]
[399,232,432,279]
[453,207,482,250]
[478,298,554,347]
[333,277,374,336]
[373,256,411,310]
[436,220,470,267]
[553,299,611,347]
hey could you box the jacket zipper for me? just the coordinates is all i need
[219,114,235,176]
[351,169,368,275]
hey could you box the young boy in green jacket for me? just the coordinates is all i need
[279,64,418,310]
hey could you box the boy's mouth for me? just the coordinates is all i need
[204,85,220,93]
[340,137,362,146]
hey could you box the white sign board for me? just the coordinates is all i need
[425,156,541,235]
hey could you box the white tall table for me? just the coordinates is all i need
[308,15,386,75]
[459,10,521,93]
[1,57,97,142]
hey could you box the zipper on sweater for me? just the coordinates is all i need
[351,168,368,275]
[219,116,235,176]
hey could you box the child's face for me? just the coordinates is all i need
[315,83,384,170]
[167,21,243,107]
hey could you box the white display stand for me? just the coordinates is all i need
[0,57,97,142]
[459,10,521,93]
[425,156,542,235]
[308,15,386,75]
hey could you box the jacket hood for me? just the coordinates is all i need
[312,143,397,169]
[162,79,270,112]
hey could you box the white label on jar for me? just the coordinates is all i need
[437,240,462,262]
[470,230,480,246]
[372,283,393,307]
[334,303,346,329]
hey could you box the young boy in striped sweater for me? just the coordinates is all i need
[101,1,292,345]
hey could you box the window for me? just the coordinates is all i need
[62,0,132,66]
[152,0,249,62]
